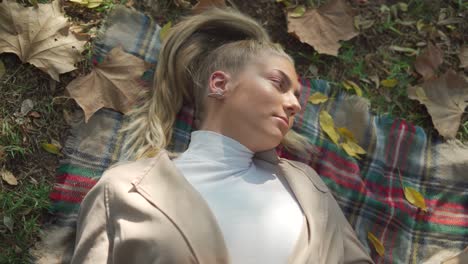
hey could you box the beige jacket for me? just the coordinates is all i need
[71,149,374,264]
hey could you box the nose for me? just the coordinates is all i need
[284,91,301,118]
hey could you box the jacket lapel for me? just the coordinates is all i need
[130,150,230,264]
[130,149,328,264]
[256,150,329,264]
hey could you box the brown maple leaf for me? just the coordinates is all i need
[408,70,468,139]
[192,0,226,14]
[66,47,148,122]
[287,0,359,56]
[0,0,86,81]
[414,43,443,80]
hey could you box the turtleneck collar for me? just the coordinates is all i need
[180,130,255,170]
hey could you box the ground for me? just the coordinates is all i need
[0,0,466,262]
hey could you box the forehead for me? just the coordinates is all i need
[254,55,298,81]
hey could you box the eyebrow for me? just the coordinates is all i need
[275,69,302,94]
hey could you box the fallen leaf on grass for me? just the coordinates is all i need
[287,0,358,56]
[66,46,148,122]
[367,232,385,256]
[70,0,103,8]
[381,79,398,88]
[319,110,340,145]
[308,92,328,104]
[3,216,14,233]
[1,169,18,186]
[414,43,443,80]
[458,46,468,69]
[41,142,61,155]
[192,0,226,13]
[0,0,87,81]
[20,99,34,117]
[342,80,363,96]
[0,60,5,79]
[407,70,468,139]
[289,5,306,18]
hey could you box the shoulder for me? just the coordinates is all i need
[91,155,161,193]
[279,158,330,193]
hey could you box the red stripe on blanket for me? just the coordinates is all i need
[55,174,98,186]
[50,188,87,203]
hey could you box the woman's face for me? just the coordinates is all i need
[205,54,302,152]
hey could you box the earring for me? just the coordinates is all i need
[207,88,225,99]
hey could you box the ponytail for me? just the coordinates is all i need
[121,8,314,160]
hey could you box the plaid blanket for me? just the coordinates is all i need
[36,6,468,264]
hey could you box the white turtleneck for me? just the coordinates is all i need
[172,130,303,264]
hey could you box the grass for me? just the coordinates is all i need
[0,54,70,263]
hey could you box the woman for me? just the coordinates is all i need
[71,8,374,264]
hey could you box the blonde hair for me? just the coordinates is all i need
[121,8,313,160]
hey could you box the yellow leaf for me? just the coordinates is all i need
[87,0,103,8]
[342,80,363,96]
[1,169,18,186]
[416,19,425,32]
[341,140,366,159]
[41,142,61,155]
[337,127,356,142]
[289,5,306,18]
[367,232,385,256]
[70,0,88,5]
[381,79,398,88]
[404,186,428,212]
[308,92,328,104]
[159,21,172,41]
[319,110,340,145]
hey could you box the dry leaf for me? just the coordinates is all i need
[381,79,398,88]
[308,92,328,104]
[367,232,385,256]
[159,21,172,41]
[287,0,358,56]
[192,0,226,13]
[3,216,14,233]
[20,99,34,117]
[458,46,468,69]
[0,0,86,81]
[66,47,148,122]
[174,0,192,8]
[319,110,340,145]
[41,142,61,155]
[1,169,18,185]
[342,80,363,96]
[408,70,468,139]
[389,45,418,56]
[414,43,443,80]
[0,60,5,79]
[414,86,429,102]
[404,186,427,212]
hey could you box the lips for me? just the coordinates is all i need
[274,115,289,127]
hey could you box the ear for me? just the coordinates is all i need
[208,71,230,94]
